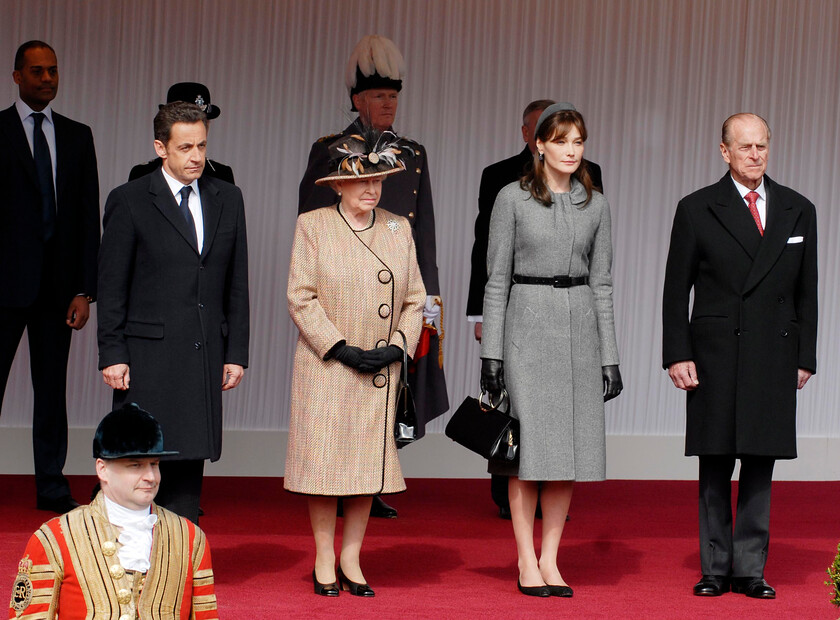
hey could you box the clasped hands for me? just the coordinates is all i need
[480,358,623,402]
[333,343,403,373]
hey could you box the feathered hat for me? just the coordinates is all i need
[345,35,405,111]
[315,129,410,185]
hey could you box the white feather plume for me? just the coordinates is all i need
[345,35,406,94]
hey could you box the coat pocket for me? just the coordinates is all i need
[124,320,164,339]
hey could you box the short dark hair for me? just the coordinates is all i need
[14,40,56,71]
[522,99,555,124]
[721,113,771,146]
[153,101,208,143]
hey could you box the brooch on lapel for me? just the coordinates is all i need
[386,219,400,232]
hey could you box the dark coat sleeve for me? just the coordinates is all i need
[97,185,137,369]
[76,123,101,301]
[411,143,440,294]
[222,185,250,367]
[662,199,699,368]
[794,200,818,373]
[298,139,337,213]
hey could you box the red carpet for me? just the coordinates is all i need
[1,476,837,618]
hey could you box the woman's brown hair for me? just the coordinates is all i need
[521,109,596,207]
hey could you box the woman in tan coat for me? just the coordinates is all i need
[286,131,425,597]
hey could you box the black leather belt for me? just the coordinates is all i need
[512,274,589,288]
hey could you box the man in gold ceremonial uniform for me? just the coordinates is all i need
[8,404,217,619]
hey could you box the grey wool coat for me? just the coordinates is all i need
[481,180,619,481]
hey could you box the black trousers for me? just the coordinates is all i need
[0,302,72,502]
[698,455,775,578]
[155,459,205,524]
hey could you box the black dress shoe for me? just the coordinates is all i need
[731,577,775,599]
[337,567,374,597]
[312,570,339,597]
[693,575,730,596]
[36,496,80,514]
[547,584,573,597]
[517,580,550,597]
[370,495,397,519]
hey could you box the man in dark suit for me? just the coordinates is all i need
[467,100,603,518]
[0,41,100,513]
[128,82,235,184]
[663,113,817,599]
[98,102,249,524]
[299,35,448,518]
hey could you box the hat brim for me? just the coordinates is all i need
[98,449,180,460]
[315,164,404,186]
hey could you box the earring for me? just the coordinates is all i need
[538,152,544,162]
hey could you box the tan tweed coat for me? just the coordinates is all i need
[285,205,425,496]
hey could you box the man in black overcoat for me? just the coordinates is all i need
[663,113,817,599]
[466,100,603,518]
[98,102,249,524]
[0,41,100,513]
[128,82,234,184]
[299,35,448,518]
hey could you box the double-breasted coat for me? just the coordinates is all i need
[481,180,619,481]
[662,173,818,458]
[97,170,250,462]
[285,206,425,496]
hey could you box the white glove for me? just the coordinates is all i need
[423,295,441,328]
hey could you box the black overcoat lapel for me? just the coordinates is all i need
[149,169,199,253]
[709,174,761,260]
[742,176,802,294]
[198,176,222,258]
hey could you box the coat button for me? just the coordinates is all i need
[198,303,205,309]
[372,374,387,388]
[778,296,785,304]
[379,304,391,318]
[408,211,415,219]
[413,189,418,195]
[415,167,421,174]
[199,264,205,270]
[780,329,788,337]
[734,329,740,336]
[376,339,388,348]
[414,149,420,156]
[378,269,392,283]
[194,341,202,350]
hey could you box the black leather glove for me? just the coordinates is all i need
[358,345,403,373]
[331,344,365,370]
[602,365,623,402]
[480,358,506,403]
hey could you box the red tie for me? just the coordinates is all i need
[745,191,763,236]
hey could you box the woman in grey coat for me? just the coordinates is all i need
[480,104,622,597]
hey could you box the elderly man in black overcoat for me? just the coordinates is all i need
[663,113,817,599]
[98,102,249,524]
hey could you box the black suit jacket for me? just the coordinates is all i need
[662,173,817,458]
[298,119,440,294]
[98,170,249,461]
[0,105,99,308]
[128,157,235,185]
[466,147,603,315]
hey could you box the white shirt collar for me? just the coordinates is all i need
[731,176,766,203]
[15,99,54,124]
[160,167,199,198]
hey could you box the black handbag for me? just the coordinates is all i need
[393,330,418,446]
[445,390,519,463]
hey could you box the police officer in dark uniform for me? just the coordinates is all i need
[298,35,449,519]
[128,82,234,184]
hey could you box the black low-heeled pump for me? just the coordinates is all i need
[312,570,339,597]
[546,584,574,597]
[337,567,375,597]
[517,580,550,597]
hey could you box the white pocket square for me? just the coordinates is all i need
[787,236,804,244]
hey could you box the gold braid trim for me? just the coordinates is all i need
[434,296,444,368]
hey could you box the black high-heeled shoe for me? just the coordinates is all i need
[337,566,375,597]
[517,580,550,597]
[312,570,339,597]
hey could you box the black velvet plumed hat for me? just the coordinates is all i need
[92,403,179,459]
